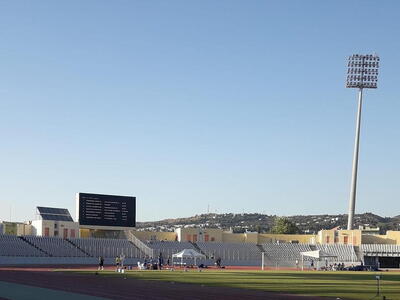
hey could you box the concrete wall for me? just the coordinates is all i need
[0,222,33,236]
[176,228,223,242]
[361,234,395,244]
[259,233,316,244]
[221,232,246,243]
[318,229,362,246]
[176,228,369,245]
[385,231,400,244]
[131,231,177,241]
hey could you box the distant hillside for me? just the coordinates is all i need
[136,212,399,234]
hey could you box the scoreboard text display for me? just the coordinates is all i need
[77,193,136,227]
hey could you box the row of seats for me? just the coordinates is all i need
[362,244,400,255]
[197,242,261,261]
[24,236,87,257]
[315,244,357,262]
[145,241,196,258]
[0,235,144,258]
[262,243,313,261]
[2,234,397,263]
[70,237,144,258]
[0,235,45,257]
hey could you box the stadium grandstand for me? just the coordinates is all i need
[1,203,400,269]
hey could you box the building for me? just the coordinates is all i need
[31,207,79,238]
[0,221,33,236]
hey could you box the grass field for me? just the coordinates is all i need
[67,269,400,300]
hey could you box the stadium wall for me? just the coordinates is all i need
[361,234,395,244]
[385,231,400,244]
[176,228,223,242]
[318,229,362,245]
[0,222,33,236]
[131,231,177,241]
[258,233,316,244]
[138,228,370,245]
[221,232,246,243]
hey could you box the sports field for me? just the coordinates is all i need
[69,269,400,300]
[1,267,399,299]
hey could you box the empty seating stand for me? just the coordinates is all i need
[145,241,196,259]
[69,237,143,258]
[361,244,400,257]
[0,235,45,257]
[24,236,87,257]
[196,242,262,261]
[262,243,313,263]
[316,244,357,262]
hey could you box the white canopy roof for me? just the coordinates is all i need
[172,249,206,259]
[300,250,337,259]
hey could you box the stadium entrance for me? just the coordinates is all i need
[364,256,400,268]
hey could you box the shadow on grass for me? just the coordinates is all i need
[65,270,400,300]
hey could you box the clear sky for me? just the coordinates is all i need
[1,1,399,222]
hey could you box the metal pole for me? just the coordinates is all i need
[261,252,265,270]
[347,88,363,230]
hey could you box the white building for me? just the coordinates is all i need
[31,207,79,238]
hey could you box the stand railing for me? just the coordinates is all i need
[125,231,154,258]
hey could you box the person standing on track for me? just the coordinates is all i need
[115,256,120,270]
[158,253,164,270]
[120,253,125,268]
[98,256,104,271]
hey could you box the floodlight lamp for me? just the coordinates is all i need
[346,54,380,89]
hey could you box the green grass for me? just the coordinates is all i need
[62,269,400,300]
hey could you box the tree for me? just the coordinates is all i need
[270,217,300,234]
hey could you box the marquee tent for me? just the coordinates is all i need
[300,250,337,270]
[172,249,206,266]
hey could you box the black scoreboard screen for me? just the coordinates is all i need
[77,193,136,227]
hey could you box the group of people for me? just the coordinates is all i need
[115,254,126,269]
[322,262,346,271]
[99,253,214,271]
[294,258,349,271]
[137,253,167,270]
[97,254,126,271]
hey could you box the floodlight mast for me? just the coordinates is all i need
[346,54,379,230]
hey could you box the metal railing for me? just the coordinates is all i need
[125,231,154,258]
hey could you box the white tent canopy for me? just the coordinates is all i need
[300,250,337,259]
[300,250,337,270]
[172,249,206,266]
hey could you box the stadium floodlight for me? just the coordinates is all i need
[346,54,380,230]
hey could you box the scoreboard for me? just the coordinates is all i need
[77,193,136,227]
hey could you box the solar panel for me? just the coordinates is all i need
[37,206,73,222]
[41,214,73,222]
[37,207,70,215]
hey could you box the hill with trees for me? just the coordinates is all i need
[136,212,399,234]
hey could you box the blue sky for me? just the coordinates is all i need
[1,1,399,222]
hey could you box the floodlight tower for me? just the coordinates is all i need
[346,54,380,230]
